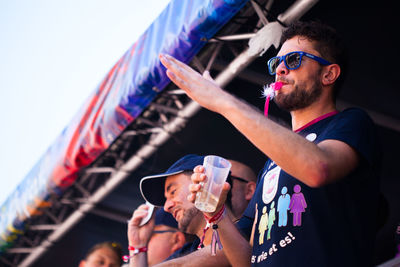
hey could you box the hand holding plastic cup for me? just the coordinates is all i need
[194,155,231,213]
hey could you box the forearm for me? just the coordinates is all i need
[217,215,252,267]
[159,53,323,183]
[218,94,335,187]
[159,54,357,186]
[129,253,148,267]
[127,205,154,267]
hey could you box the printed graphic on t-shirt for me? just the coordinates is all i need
[253,183,308,264]
[289,184,307,226]
[258,201,276,245]
[262,165,281,204]
[277,186,290,227]
[251,109,377,266]
[258,206,268,245]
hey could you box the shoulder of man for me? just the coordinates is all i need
[166,237,201,261]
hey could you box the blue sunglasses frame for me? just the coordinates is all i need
[268,51,332,75]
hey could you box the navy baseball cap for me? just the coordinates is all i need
[155,209,178,228]
[140,154,204,207]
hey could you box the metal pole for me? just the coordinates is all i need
[18,1,319,265]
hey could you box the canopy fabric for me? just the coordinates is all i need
[0,0,249,252]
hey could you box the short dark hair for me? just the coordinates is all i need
[281,20,348,96]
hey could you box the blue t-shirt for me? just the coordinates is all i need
[239,108,381,267]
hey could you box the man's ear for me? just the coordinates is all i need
[322,64,341,86]
[245,181,256,201]
[171,232,186,253]
[78,260,86,267]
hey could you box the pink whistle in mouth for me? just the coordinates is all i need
[263,81,283,117]
[272,81,283,91]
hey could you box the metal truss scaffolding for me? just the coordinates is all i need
[1,1,336,266]
[4,1,400,265]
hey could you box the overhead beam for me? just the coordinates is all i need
[14,1,320,266]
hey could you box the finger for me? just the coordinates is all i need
[202,182,231,217]
[222,181,231,192]
[138,204,150,211]
[147,209,156,228]
[132,209,148,220]
[203,71,219,87]
[193,165,205,173]
[191,172,206,184]
[202,70,214,81]
[222,182,231,195]
[129,205,145,220]
[160,54,197,75]
[166,69,195,96]
[187,192,196,203]
[161,55,206,90]
[130,204,149,218]
[165,68,186,86]
[160,55,195,83]
[188,183,202,194]
[217,182,231,205]
[131,210,149,226]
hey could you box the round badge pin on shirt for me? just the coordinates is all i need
[305,133,317,142]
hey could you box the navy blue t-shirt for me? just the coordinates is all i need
[239,108,381,267]
[166,237,200,261]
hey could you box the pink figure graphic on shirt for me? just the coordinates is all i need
[289,184,307,226]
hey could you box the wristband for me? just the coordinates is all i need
[197,205,226,255]
[122,246,148,262]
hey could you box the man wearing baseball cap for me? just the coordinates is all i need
[126,154,256,266]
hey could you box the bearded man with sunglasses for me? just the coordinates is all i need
[159,20,381,267]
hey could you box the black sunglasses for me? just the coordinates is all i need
[228,175,248,184]
[152,230,177,234]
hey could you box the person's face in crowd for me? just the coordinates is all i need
[274,36,325,111]
[79,246,120,267]
[230,177,250,218]
[147,224,180,266]
[164,173,201,234]
[228,160,256,219]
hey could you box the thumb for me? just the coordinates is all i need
[218,182,231,207]
[203,182,231,218]
[202,70,214,81]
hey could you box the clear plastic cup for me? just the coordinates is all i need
[194,155,231,213]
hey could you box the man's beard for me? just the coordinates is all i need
[177,206,200,233]
[274,76,322,112]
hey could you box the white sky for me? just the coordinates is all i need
[0,0,170,206]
